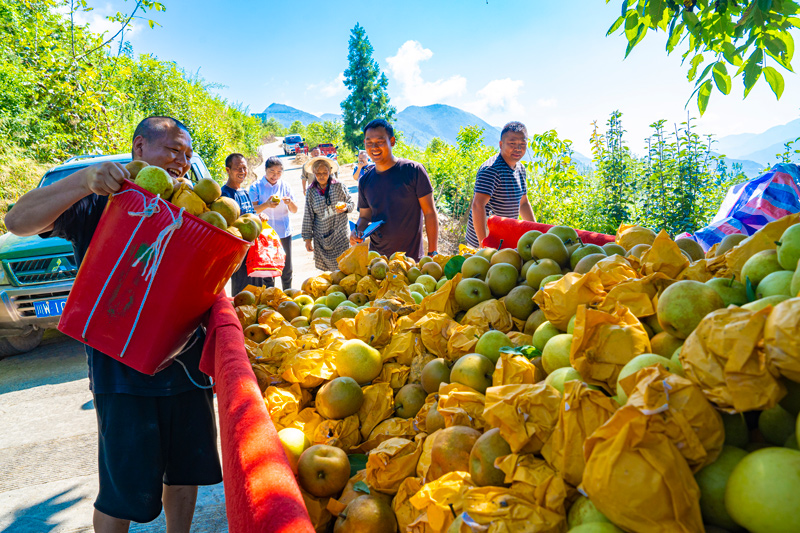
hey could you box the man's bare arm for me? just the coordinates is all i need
[519,195,536,222]
[470,192,491,245]
[419,194,439,254]
[5,162,128,237]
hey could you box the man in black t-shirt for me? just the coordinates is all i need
[351,119,439,261]
[5,117,221,532]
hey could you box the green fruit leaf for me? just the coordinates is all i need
[682,10,700,30]
[444,256,466,279]
[348,453,368,478]
[697,80,713,115]
[743,48,764,97]
[607,15,625,36]
[353,481,370,494]
[746,276,756,302]
[763,66,785,99]
[519,345,539,358]
[649,0,666,25]
[688,54,705,81]
[722,42,743,66]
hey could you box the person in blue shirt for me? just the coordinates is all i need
[5,116,221,532]
[220,153,270,294]
[249,156,298,290]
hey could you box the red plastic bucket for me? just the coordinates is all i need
[58,180,250,375]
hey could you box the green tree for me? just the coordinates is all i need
[340,23,395,150]
[605,0,799,114]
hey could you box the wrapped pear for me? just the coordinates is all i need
[171,183,208,216]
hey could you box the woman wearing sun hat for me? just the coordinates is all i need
[301,156,354,271]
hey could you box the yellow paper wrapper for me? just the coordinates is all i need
[243,338,260,362]
[615,223,657,250]
[312,414,361,450]
[438,382,486,431]
[264,383,310,429]
[764,297,800,382]
[725,213,800,281]
[461,298,514,333]
[492,351,545,386]
[357,382,396,440]
[279,407,324,441]
[619,364,724,472]
[417,312,460,358]
[300,489,333,533]
[409,471,474,533]
[339,273,362,295]
[295,333,320,351]
[257,335,299,364]
[279,349,337,388]
[356,275,381,300]
[410,352,437,384]
[597,273,673,318]
[373,362,410,392]
[375,272,417,304]
[446,324,487,362]
[338,307,395,348]
[583,406,705,533]
[676,259,715,282]
[414,392,438,434]
[484,383,561,453]
[393,477,425,532]
[508,332,532,347]
[680,307,785,413]
[570,304,651,392]
[417,273,462,319]
[236,304,257,328]
[540,380,618,486]
[533,272,607,331]
[494,454,570,516]
[590,254,640,289]
[301,274,332,299]
[366,435,425,494]
[251,364,276,392]
[258,308,289,330]
[337,242,370,276]
[638,230,690,279]
[416,428,439,480]
[381,330,426,365]
[258,286,292,307]
[328,470,392,516]
[460,486,567,533]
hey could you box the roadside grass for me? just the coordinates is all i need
[0,146,49,235]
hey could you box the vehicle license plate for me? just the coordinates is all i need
[34,298,68,318]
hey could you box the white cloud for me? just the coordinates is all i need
[467,78,525,120]
[307,73,347,99]
[56,3,142,40]
[386,41,467,106]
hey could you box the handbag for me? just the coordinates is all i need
[246,225,286,278]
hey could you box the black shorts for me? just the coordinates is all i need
[94,388,223,523]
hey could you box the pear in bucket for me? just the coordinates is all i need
[171,183,208,216]
[134,166,173,199]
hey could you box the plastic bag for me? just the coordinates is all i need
[409,471,474,533]
[461,299,514,333]
[540,380,618,486]
[438,382,487,431]
[393,477,425,532]
[381,331,425,366]
[373,362,410,392]
[764,297,800,382]
[583,406,705,533]
[357,382,396,441]
[264,383,311,429]
[366,435,425,494]
[570,304,651,392]
[337,243,370,276]
[483,383,561,453]
[638,230,690,279]
[590,254,640,289]
[619,364,724,472]
[417,312,460,357]
[279,349,337,389]
[447,324,487,362]
[246,225,286,278]
[459,486,567,533]
[312,414,361,450]
[680,307,785,413]
[492,351,545,386]
[533,272,607,331]
[597,273,672,318]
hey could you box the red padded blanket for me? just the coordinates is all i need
[481,216,615,249]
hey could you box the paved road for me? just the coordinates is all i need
[0,140,357,532]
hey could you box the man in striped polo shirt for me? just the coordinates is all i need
[465,121,536,248]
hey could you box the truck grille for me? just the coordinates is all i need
[14,290,72,318]
[6,254,78,285]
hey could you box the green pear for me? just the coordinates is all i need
[569,244,605,269]
[741,249,783,287]
[776,223,800,270]
[715,233,747,256]
[475,330,513,364]
[657,280,724,339]
[756,270,794,299]
[134,166,172,198]
[705,277,748,306]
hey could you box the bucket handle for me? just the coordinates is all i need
[82,189,185,359]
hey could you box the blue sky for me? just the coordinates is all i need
[76,0,800,155]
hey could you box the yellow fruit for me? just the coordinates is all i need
[233,217,260,242]
[134,166,173,198]
[125,160,149,180]
[193,177,222,204]
[210,197,241,225]
[198,211,228,230]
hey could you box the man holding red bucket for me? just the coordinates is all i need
[5,117,222,532]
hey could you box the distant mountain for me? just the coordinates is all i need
[394,104,501,148]
[715,118,800,165]
[320,113,342,122]
[253,103,320,127]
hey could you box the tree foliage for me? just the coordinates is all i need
[605,0,800,114]
[340,23,395,150]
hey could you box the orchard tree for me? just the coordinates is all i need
[605,0,799,114]
[341,23,396,150]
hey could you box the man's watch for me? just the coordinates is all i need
[428,250,439,257]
